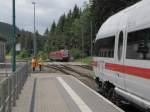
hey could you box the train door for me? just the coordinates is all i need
[114,30,126,89]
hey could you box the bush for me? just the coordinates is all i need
[37,51,48,60]
[18,49,30,59]
[82,57,92,65]
[70,48,83,59]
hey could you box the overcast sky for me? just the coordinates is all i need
[0,0,88,34]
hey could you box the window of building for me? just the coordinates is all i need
[126,28,150,60]
[94,36,115,58]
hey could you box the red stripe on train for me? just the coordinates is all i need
[105,63,150,79]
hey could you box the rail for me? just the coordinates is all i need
[0,61,29,112]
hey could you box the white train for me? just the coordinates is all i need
[93,0,150,111]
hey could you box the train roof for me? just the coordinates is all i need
[96,0,150,40]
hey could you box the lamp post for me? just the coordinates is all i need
[12,0,16,72]
[81,27,84,63]
[32,2,37,57]
[91,21,93,57]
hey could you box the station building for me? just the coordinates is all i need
[0,35,6,62]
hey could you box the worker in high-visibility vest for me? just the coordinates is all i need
[38,57,43,71]
[32,57,36,71]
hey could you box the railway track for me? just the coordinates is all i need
[61,64,93,79]
[44,64,94,81]
[43,63,143,112]
[74,65,93,70]
[44,63,97,91]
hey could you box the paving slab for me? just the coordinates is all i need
[12,73,124,112]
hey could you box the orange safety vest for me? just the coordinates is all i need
[32,59,36,68]
[38,58,43,66]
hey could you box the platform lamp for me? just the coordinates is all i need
[32,2,37,57]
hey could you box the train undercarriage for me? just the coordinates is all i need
[95,77,150,112]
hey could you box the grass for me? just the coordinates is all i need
[5,55,11,60]
[5,54,31,60]
[75,57,93,65]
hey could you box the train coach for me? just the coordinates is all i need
[93,0,150,111]
[49,49,69,61]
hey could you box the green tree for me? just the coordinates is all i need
[90,0,140,33]
[44,28,49,36]
[18,49,30,59]
[56,14,66,33]
[44,0,141,58]
[50,21,56,33]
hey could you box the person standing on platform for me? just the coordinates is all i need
[32,57,36,71]
[38,57,43,71]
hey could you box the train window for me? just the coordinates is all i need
[118,31,123,60]
[126,28,150,60]
[95,36,115,58]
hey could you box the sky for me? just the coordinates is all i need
[0,0,88,34]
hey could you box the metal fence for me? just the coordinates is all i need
[0,62,29,112]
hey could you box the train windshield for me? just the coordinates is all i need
[127,28,150,60]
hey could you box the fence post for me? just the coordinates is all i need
[12,74,16,106]
[16,72,19,99]
[8,77,12,112]
[0,62,29,112]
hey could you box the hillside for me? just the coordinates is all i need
[0,22,12,39]
[0,22,20,40]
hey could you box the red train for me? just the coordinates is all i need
[48,50,69,61]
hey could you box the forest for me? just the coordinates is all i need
[43,0,140,59]
[9,0,140,59]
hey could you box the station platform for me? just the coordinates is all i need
[12,73,124,112]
